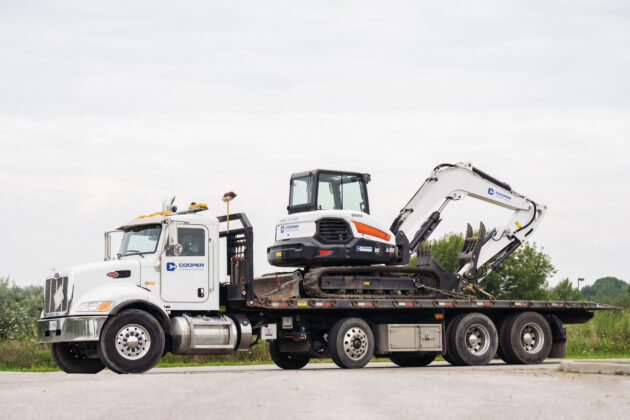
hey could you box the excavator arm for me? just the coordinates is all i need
[391,162,547,283]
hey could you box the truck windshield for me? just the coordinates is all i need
[119,224,162,256]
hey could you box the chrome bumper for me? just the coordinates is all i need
[37,316,107,344]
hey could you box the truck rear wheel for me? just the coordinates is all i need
[499,312,552,364]
[443,317,464,366]
[97,309,165,374]
[50,343,105,374]
[447,313,498,366]
[269,340,310,369]
[389,352,436,367]
[329,317,374,369]
[497,316,518,364]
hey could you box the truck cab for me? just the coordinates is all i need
[109,210,221,311]
[38,203,253,374]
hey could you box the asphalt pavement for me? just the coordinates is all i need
[1,360,629,419]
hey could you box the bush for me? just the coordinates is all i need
[566,310,630,357]
[0,276,43,340]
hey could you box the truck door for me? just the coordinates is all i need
[161,225,210,303]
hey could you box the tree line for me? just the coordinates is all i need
[418,233,629,305]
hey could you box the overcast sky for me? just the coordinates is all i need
[1,1,628,288]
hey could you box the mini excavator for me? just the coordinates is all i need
[267,162,547,299]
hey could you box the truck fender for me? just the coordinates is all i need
[109,298,172,334]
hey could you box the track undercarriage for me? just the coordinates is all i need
[301,255,469,300]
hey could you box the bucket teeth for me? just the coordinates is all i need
[478,222,486,240]
[458,221,487,274]
[465,223,473,239]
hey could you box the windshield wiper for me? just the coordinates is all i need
[121,251,145,258]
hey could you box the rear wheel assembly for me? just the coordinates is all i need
[446,313,498,366]
[389,352,436,367]
[498,312,552,364]
[328,317,374,369]
[269,340,310,370]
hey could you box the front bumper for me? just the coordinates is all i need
[37,316,108,344]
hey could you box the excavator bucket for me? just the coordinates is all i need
[458,222,487,278]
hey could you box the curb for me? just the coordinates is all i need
[559,360,630,376]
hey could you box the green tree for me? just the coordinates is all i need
[580,276,629,304]
[421,233,555,300]
[549,278,583,301]
[424,232,464,273]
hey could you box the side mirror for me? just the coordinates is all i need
[104,232,112,261]
[167,221,182,256]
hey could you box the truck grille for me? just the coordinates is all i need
[44,277,69,314]
[317,218,352,243]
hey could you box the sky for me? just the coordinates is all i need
[1,1,629,288]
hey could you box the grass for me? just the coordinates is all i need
[2,310,628,372]
[566,310,630,357]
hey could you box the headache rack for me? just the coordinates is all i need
[218,213,254,303]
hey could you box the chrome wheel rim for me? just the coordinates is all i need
[520,323,544,353]
[465,324,490,356]
[343,327,369,360]
[115,324,151,360]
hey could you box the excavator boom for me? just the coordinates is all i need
[392,162,547,280]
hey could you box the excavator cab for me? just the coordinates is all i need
[268,169,403,268]
[287,170,371,215]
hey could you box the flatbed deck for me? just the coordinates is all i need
[248,296,615,311]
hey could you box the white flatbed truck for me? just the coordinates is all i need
[37,204,613,373]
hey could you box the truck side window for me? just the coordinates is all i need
[167,228,205,257]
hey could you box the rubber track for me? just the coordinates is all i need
[302,265,447,299]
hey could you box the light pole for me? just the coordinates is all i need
[222,191,237,232]
[577,277,584,292]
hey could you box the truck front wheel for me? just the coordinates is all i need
[269,340,310,369]
[328,317,374,369]
[97,309,165,374]
[50,343,105,374]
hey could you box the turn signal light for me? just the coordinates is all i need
[97,301,113,311]
[352,221,392,241]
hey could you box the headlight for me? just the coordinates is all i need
[76,301,114,312]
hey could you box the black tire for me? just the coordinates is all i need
[442,352,459,365]
[443,315,466,366]
[50,343,105,374]
[328,317,374,369]
[97,309,165,374]
[500,312,552,364]
[498,315,520,364]
[389,352,436,367]
[447,312,498,366]
[268,340,310,370]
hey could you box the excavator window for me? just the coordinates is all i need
[288,170,370,215]
[317,174,366,213]
[289,175,312,206]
